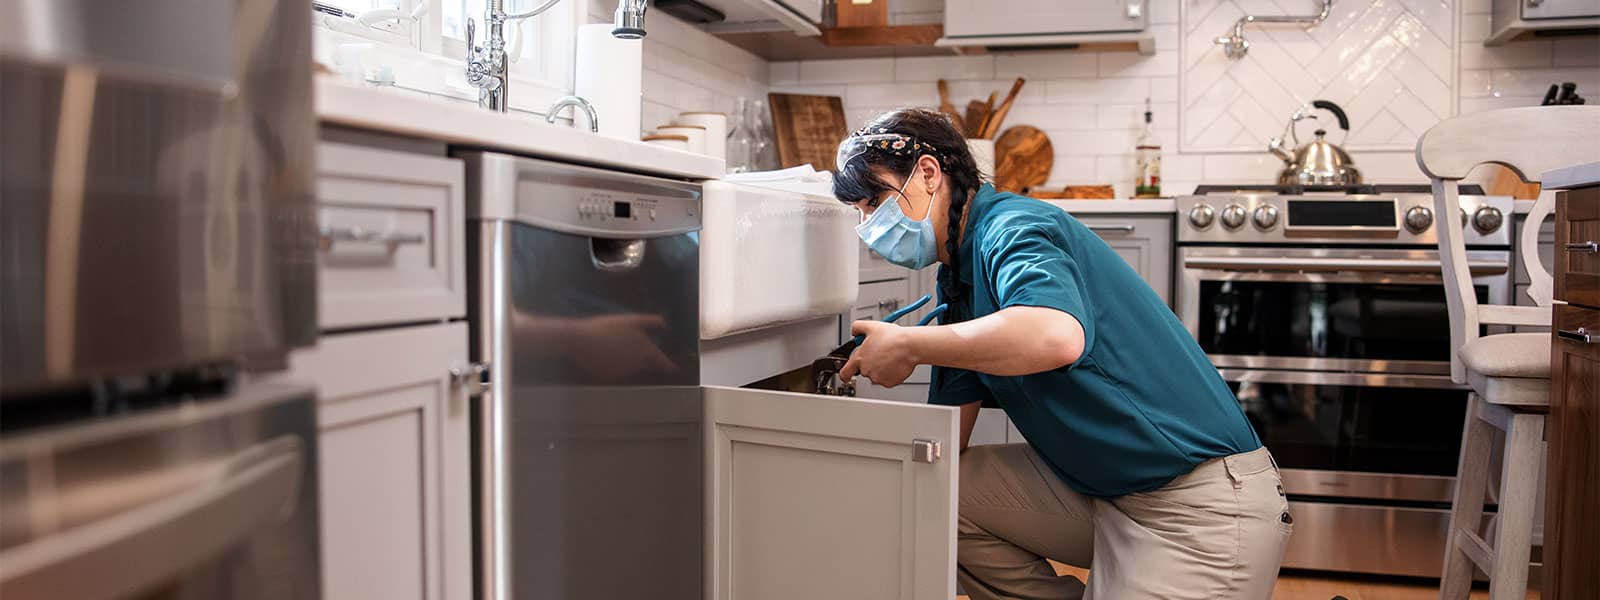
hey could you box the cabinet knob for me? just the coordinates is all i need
[911,439,942,463]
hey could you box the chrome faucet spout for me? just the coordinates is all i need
[545,96,600,133]
[613,0,648,38]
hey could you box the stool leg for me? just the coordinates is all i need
[1487,413,1543,600]
[1441,394,1495,600]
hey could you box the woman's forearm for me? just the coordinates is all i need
[910,306,1085,376]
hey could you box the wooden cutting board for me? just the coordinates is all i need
[767,93,848,172]
[993,126,1053,194]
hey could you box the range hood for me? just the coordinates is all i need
[935,0,1155,55]
[668,0,826,36]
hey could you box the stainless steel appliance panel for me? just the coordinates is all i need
[1176,194,1514,246]
[0,382,320,600]
[465,152,704,600]
[1280,501,1462,578]
[1179,247,1512,374]
[0,0,317,393]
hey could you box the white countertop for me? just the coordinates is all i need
[315,76,725,181]
[1542,161,1600,190]
[1046,199,1176,214]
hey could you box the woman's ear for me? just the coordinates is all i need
[917,154,943,195]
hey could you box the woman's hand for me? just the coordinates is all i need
[840,320,922,387]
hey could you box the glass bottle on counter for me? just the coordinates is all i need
[751,99,779,171]
[726,98,757,173]
[1134,97,1162,198]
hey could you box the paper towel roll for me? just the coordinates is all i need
[575,23,642,140]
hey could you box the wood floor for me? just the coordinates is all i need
[950,563,1541,600]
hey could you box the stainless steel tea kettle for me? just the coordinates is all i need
[1268,100,1361,186]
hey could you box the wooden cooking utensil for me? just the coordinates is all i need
[937,79,965,133]
[767,93,849,172]
[965,100,988,138]
[981,78,1027,139]
[1032,186,1116,200]
[993,126,1053,194]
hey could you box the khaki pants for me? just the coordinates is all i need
[957,444,1292,600]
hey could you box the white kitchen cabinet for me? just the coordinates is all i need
[706,387,958,600]
[944,0,1149,38]
[315,142,466,330]
[288,322,472,600]
[1076,215,1174,307]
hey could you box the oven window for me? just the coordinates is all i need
[1234,381,1467,476]
[1198,281,1489,362]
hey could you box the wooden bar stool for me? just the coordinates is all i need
[1416,105,1600,600]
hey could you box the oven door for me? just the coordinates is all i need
[1220,368,1467,503]
[1179,247,1511,375]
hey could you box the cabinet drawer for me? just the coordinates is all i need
[853,278,915,322]
[1555,187,1600,308]
[1074,214,1174,306]
[316,143,466,329]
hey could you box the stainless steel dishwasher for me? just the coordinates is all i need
[458,151,703,600]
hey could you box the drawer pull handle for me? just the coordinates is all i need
[1558,327,1597,344]
[319,226,426,250]
[1089,224,1136,235]
[1564,241,1598,253]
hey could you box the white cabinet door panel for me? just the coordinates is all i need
[289,322,470,600]
[706,387,957,600]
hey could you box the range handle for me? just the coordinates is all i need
[1183,255,1508,275]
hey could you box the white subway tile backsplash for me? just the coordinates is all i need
[1461,0,1491,14]
[994,52,1100,79]
[1355,151,1426,181]
[769,61,800,85]
[1048,78,1152,104]
[1150,77,1179,102]
[1459,70,1494,97]
[1096,102,1180,129]
[1461,39,1554,70]
[1492,68,1600,99]
[1046,156,1099,185]
[1151,0,1180,25]
[1099,51,1181,78]
[845,82,935,107]
[769,83,848,97]
[1163,154,1203,181]
[800,58,895,84]
[1202,153,1280,182]
[1002,103,1098,130]
[896,55,994,81]
[943,78,1050,106]
[1553,38,1600,68]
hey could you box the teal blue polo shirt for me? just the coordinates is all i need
[931,184,1260,498]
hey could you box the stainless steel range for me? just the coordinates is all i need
[1177,184,1515,578]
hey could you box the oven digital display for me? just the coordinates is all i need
[613,201,631,218]
[1286,200,1395,228]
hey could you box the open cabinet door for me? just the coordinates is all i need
[704,386,958,600]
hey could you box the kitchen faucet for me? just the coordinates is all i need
[465,0,647,112]
[545,96,599,132]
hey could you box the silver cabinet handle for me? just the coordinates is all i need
[319,225,426,249]
[1558,327,1597,344]
[1089,224,1137,235]
[912,439,942,463]
[1126,0,1143,18]
[1564,241,1599,253]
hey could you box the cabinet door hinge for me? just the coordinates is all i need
[451,362,490,396]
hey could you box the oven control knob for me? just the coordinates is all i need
[1252,205,1280,230]
[1220,204,1247,229]
[1404,206,1434,233]
[1473,206,1504,234]
[1188,203,1216,228]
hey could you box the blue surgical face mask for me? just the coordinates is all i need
[855,176,938,270]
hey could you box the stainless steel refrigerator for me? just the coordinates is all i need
[0,1,321,599]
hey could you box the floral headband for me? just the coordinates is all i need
[835,127,947,171]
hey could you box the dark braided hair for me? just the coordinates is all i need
[832,108,988,320]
